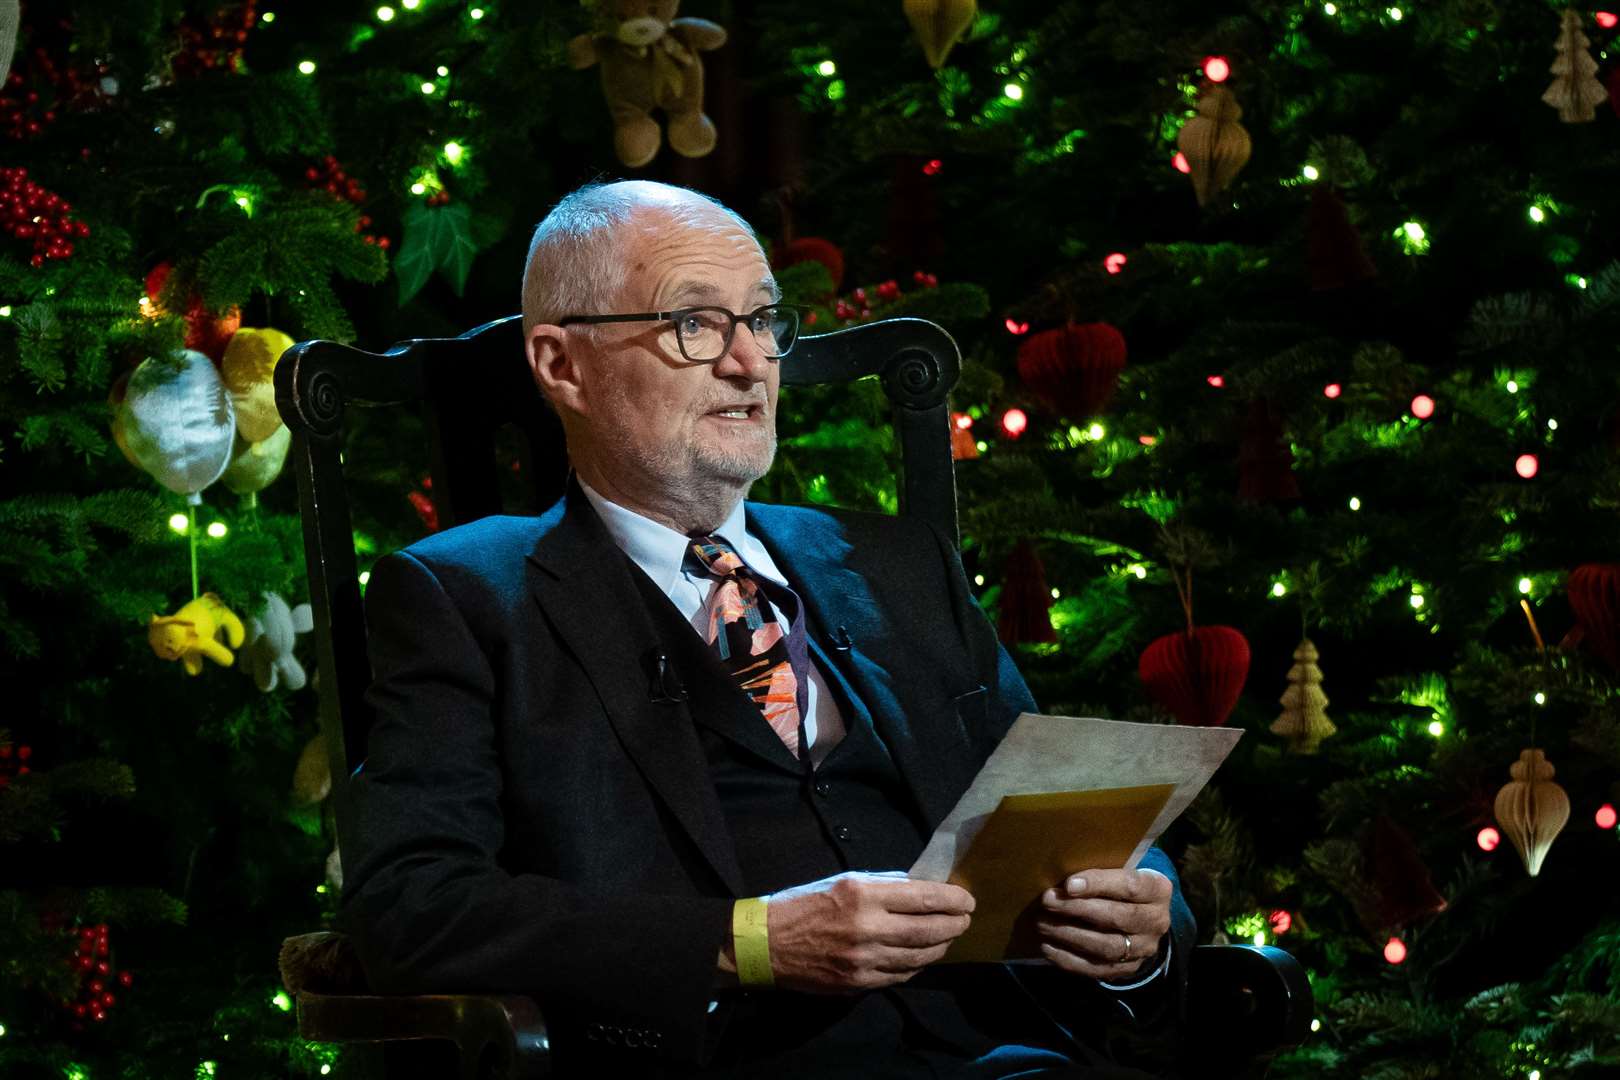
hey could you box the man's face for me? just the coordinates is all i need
[574,212,780,507]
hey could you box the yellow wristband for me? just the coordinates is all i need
[732,897,773,987]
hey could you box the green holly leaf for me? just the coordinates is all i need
[395,203,482,304]
[394,203,437,306]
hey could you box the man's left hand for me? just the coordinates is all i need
[1034,868,1172,982]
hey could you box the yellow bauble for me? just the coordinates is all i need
[221,327,296,443]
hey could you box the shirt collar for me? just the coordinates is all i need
[577,478,783,591]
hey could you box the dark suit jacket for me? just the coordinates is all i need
[341,485,1195,1068]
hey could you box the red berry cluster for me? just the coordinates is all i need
[408,476,440,533]
[424,191,452,207]
[173,1,259,78]
[831,272,937,323]
[0,741,32,787]
[0,168,90,266]
[60,923,134,1029]
[305,156,390,250]
[0,44,113,140]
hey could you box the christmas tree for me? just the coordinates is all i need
[3,1,1619,1077]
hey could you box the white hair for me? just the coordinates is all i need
[520,180,757,337]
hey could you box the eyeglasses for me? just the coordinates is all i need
[558,304,804,364]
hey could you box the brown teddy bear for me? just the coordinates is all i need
[568,0,727,168]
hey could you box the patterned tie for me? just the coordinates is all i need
[687,535,804,756]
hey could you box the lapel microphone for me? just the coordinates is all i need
[644,649,688,704]
[832,625,855,652]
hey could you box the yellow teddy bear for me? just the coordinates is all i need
[148,593,245,675]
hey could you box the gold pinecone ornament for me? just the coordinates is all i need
[1272,638,1335,753]
[1492,749,1571,876]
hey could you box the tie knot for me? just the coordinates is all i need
[688,534,745,578]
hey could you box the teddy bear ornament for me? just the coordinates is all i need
[569,0,728,168]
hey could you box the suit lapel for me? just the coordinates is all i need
[748,503,962,830]
[526,483,746,896]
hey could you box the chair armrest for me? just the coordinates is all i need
[281,932,551,1079]
[1187,944,1313,1071]
[297,991,551,1079]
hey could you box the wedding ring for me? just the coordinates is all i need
[1119,934,1132,962]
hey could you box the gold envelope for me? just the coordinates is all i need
[941,784,1176,963]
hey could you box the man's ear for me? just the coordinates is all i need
[527,324,588,415]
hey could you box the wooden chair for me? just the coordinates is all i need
[274,315,1314,1078]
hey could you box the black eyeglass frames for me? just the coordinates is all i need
[558,304,804,364]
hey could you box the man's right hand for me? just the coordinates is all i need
[762,871,974,993]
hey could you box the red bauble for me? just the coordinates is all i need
[1138,625,1250,726]
[1306,186,1377,292]
[998,541,1057,645]
[1238,397,1301,503]
[1016,322,1127,419]
[1569,563,1620,668]
[144,261,241,362]
[1367,816,1448,927]
[773,237,845,293]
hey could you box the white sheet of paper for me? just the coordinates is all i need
[908,713,1243,882]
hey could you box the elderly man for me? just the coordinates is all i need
[342,179,1194,1078]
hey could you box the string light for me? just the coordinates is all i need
[974,574,986,587]
[922,158,944,176]
[1519,578,1533,594]
[1207,375,1225,388]
[1477,826,1500,851]
[1383,937,1407,964]
[1388,6,1403,20]
[1324,383,1341,398]
[1427,719,1444,737]
[1202,56,1230,82]
[359,570,372,587]
[1599,12,1619,29]
[1269,910,1292,934]
[1397,220,1429,254]
[1310,1019,1322,1033]
[436,65,450,77]
[1003,83,1025,102]
[1104,252,1127,274]
[1506,380,1519,393]
[1271,582,1287,598]
[1172,152,1191,174]
[953,413,974,431]
[206,521,227,539]
[1348,496,1361,511]
[817,60,837,76]
[1595,804,1617,829]
[1528,205,1546,224]
[1004,318,1030,334]
[1001,408,1028,438]
[1302,164,1320,181]
[1515,454,1539,479]
[1323,2,1338,13]
[443,141,465,164]
[1410,394,1435,419]
[1087,422,1105,440]
[470,6,485,17]
[376,5,395,20]
[272,991,293,1012]
[297,60,317,75]
[169,513,189,534]
[401,0,420,8]
[1534,692,1546,706]
[1050,588,1061,600]
[420,81,436,94]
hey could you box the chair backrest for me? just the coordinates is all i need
[275,315,963,820]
